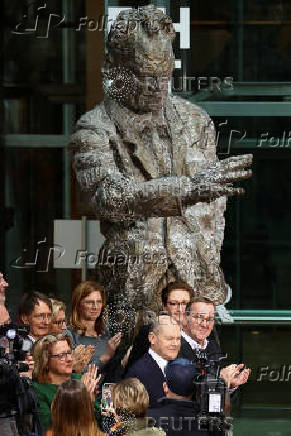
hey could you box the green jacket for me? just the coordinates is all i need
[33,373,101,430]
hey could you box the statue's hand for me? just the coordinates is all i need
[190,154,253,202]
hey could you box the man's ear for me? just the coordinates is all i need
[148,331,155,345]
[163,382,168,395]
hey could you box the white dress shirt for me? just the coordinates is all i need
[181,329,208,351]
[148,348,168,375]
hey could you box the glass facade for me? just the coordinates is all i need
[1,1,291,432]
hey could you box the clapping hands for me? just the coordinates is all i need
[100,332,122,365]
[72,344,95,373]
[81,364,101,401]
[220,363,251,388]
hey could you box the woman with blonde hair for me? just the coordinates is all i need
[68,280,121,368]
[32,333,101,434]
[111,378,165,435]
[50,379,104,436]
[50,299,67,334]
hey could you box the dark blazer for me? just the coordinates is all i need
[148,398,223,436]
[179,334,223,363]
[127,324,152,369]
[127,325,221,370]
[179,335,238,402]
[125,353,165,408]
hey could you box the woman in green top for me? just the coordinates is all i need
[32,333,101,434]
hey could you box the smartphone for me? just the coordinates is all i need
[101,383,115,415]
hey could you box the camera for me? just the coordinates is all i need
[0,323,42,436]
[194,350,232,434]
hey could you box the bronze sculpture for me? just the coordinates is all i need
[71,5,252,332]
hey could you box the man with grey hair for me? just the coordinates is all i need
[126,315,181,407]
[71,5,252,333]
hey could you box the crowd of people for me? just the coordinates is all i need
[0,273,251,436]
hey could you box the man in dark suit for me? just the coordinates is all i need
[179,298,251,389]
[127,281,192,368]
[148,358,222,435]
[126,315,180,408]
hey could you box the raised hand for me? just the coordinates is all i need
[72,344,95,373]
[121,345,133,368]
[220,363,251,388]
[100,332,122,364]
[229,364,251,388]
[81,364,101,401]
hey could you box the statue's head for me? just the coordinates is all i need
[104,5,176,114]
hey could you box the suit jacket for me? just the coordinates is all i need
[126,353,166,408]
[179,335,238,401]
[127,324,152,369]
[72,95,227,306]
[179,334,223,363]
[128,327,221,370]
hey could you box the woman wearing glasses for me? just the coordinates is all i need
[67,281,122,371]
[50,299,67,334]
[32,333,101,435]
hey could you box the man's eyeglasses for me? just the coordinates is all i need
[49,350,72,360]
[33,313,52,321]
[191,313,215,324]
[82,300,102,308]
[52,320,66,326]
[167,301,188,307]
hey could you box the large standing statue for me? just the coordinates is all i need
[71,5,252,332]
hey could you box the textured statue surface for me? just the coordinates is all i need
[71,5,252,330]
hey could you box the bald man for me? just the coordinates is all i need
[126,315,181,408]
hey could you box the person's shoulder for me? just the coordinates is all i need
[126,353,153,374]
[128,353,149,367]
[75,101,115,135]
[70,102,115,151]
[32,380,48,391]
[32,380,57,399]
[65,326,79,343]
[65,326,74,336]
[179,336,195,360]
[77,102,105,125]
[170,95,212,125]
